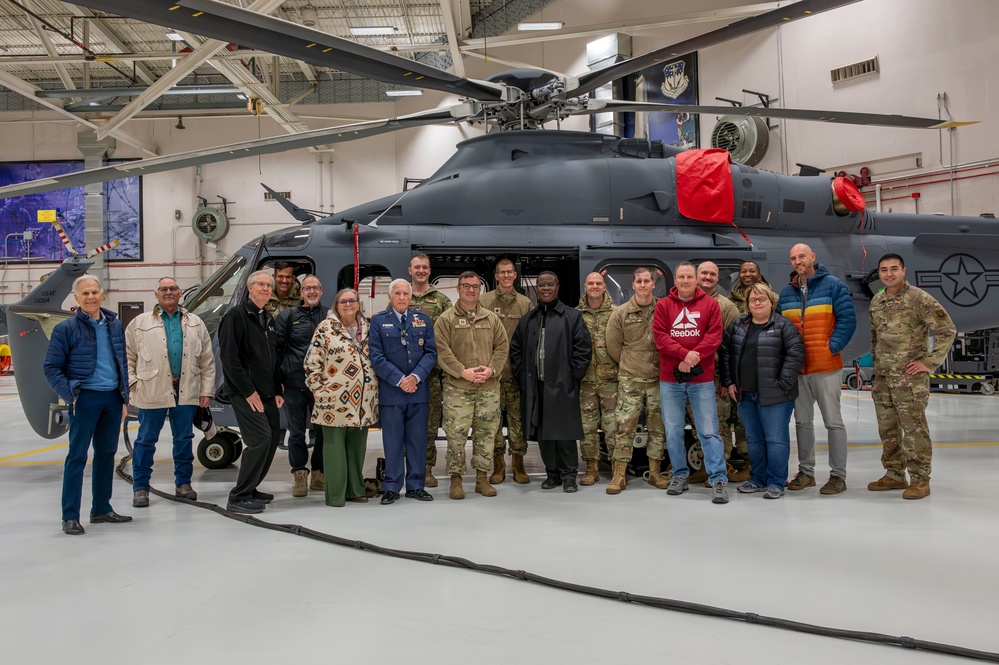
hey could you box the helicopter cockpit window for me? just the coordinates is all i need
[264,227,311,249]
[183,253,248,336]
[599,264,670,306]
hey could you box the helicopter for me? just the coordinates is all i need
[4,0,999,472]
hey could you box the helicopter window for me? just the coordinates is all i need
[183,253,248,336]
[597,263,670,306]
[264,227,311,249]
[338,264,392,318]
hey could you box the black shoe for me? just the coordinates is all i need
[89,511,133,524]
[227,498,265,514]
[251,490,274,503]
[62,520,85,535]
[405,488,434,502]
[380,491,400,505]
[563,478,578,493]
[541,476,562,490]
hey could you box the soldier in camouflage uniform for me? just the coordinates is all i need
[728,261,771,315]
[687,261,751,485]
[479,259,533,484]
[434,271,509,499]
[867,253,956,500]
[408,254,452,487]
[577,272,618,486]
[265,261,303,317]
[605,267,669,494]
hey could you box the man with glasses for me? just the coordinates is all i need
[275,275,328,498]
[126,277,215,508]
[434,271,509,499]
[407,254,452,488]
[479,258,533,484]
[219,270,285,514]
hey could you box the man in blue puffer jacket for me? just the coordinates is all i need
[44,275,131,536]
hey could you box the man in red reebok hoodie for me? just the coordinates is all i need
[652,261,729,504]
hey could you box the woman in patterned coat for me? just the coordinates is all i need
[304,289,379,506]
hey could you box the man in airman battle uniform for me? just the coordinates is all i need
[408,254,452,487]
[479,258,533,484]
[868,253,955,500]
[605,267,669,494]
[728,260,771,315]
[434,271,509,499]
[576,272,618,486]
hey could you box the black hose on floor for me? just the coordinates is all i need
[114,446,998,663]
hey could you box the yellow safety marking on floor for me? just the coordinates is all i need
[0,423,139,464]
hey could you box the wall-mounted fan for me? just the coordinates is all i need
[710,115,770,166]
[192,205,229,242]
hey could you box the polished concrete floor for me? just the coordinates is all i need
[1,374,997,664]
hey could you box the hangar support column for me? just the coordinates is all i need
[76,131,116,288]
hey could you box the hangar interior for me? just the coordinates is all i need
[0,1,998,663]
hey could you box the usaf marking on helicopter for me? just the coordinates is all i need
[3,0,998,461]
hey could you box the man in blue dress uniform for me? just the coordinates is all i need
[369,278,439,505]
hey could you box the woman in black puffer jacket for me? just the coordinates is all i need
[720,283,804,499]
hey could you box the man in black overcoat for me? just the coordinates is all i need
[510,272,591,492]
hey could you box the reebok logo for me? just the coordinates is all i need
[671,307,702,338]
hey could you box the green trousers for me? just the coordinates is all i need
[322,426,368,507]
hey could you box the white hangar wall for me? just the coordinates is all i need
[0,0,997,308]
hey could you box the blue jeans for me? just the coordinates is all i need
[132,402,198,491]
[737,392,794,488]
[660,381,727,485]
[62,389,123,521]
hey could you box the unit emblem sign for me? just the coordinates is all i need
[915,253,999,307]
[660,60,690,99]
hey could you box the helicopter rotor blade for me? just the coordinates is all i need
[70,0,508,102]
[578,100,979,129]
[0,105,475,201]
[570,0,862,98]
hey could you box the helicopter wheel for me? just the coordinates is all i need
[846,373,861,391]
[197,429,242,469]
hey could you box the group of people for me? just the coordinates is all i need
[44,244,957,534]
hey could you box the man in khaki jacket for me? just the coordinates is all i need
[126,277,215,507]
[479,258,533,484]
[605,267,668,494]
[434,271,509,499]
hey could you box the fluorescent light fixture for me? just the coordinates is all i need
[385,89,422,97]
[166,32,184,41]
[236,94,247,100]
[517,21,564,31]
[349,26,396,36]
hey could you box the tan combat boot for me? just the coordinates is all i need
[729,462,751,483]
[647,458,670,490]
[309,469,325,491]
[489,453,506,484]
[580,460,600,486]
[475,470,498,497]
[292,469,308,497]
[511,454,531,484]
[606,460,627,495]
[867,474,907,491]
[449,474,464,500]
[425,466,439,488]
[902,481,930,500]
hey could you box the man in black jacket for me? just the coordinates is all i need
[510,272,591,492]
[219,270,285,514]
[275,275,328,498]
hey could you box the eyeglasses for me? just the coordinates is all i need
[250,282,273,289]
[156,286,180,293]
[339,298,358,305]
[496,270,516,276]
[459,284,481,291]
[748,297,770,305]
